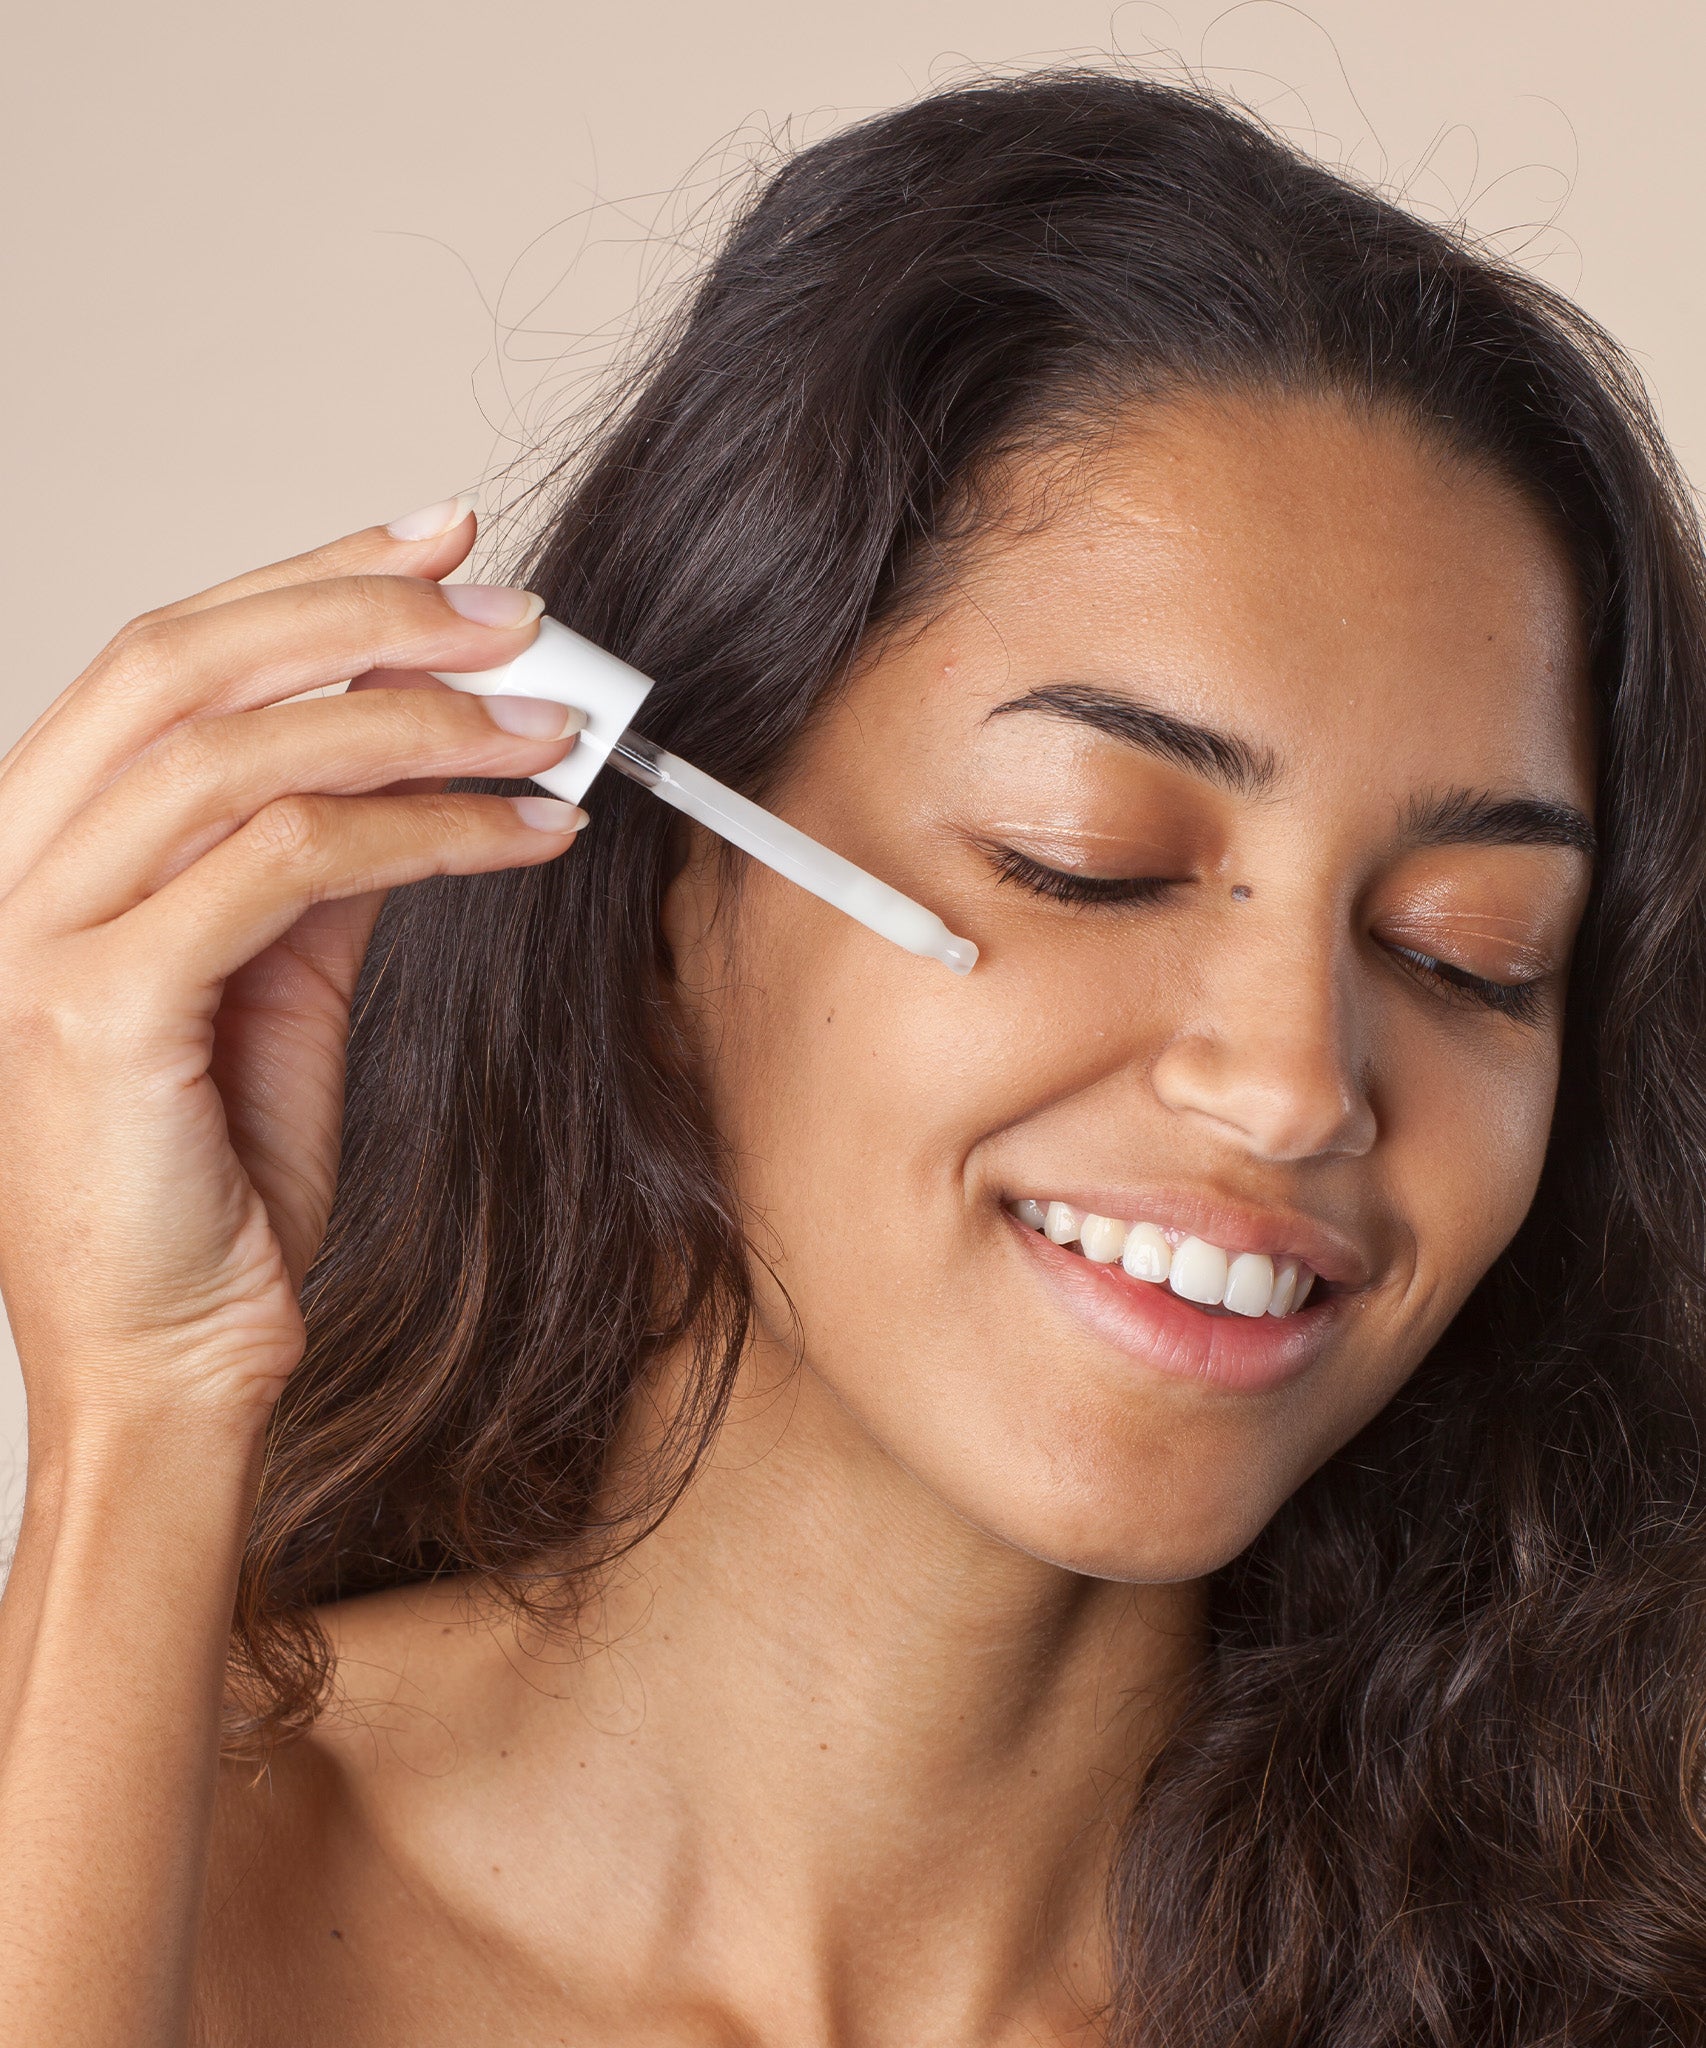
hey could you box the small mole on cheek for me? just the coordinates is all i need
[1231,884,1253,902]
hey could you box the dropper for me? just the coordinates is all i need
[434,616,978,975]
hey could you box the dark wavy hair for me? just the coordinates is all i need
[232,69,1706,2042]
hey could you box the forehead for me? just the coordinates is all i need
[902,388,1594,806]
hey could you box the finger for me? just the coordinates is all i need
[0,502,480,779]
[111,789,585,994]
[345,668,456,794]
[8,687,585,934]
[0,576,546,889]
[146,496,479,623]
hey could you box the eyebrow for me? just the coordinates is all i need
[984,681,1597,858]
[1402,787,1597,857]
[984,683,1278,794]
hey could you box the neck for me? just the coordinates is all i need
[338,1341,1207,2042]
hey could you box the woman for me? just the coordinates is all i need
[1,67,1703,2045]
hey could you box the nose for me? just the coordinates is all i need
[1147,910,1377,1163]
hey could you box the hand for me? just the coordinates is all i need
[0,502,585,1437]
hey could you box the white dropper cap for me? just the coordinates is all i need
[433,617,978,976]
[434,617,653,806]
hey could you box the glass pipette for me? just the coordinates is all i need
[434,616,978,976]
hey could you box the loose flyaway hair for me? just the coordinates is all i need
[234,69,1706,2042]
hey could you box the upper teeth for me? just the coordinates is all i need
[1011,1200,1314,1318]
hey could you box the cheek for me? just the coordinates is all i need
[708,950,1181,1570]
[1377,1008,1563,1322]
[710,917,1041,1267]
[702,903,1218,1556]
[700,886,1091,1380]
[708,870,1165,1228]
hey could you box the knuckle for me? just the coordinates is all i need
[245,793,334,868]
[103,606,171,663]
[339,572,424,635]
[104,604,165,650]
[421,791,479,840]
[98,612,177,683]
[146,716,229,795]
[374,686,447,746]
[313,573,435,673]
[0,945,149,1067]
[0,982,69,1066]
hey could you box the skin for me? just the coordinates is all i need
[0,389,1594,2047]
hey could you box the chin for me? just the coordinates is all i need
[883,1391,1307,1586]
[985,1479,1290,1584]
[781,1220,1370,1588]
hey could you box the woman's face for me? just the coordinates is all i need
[665,390,1595,1581]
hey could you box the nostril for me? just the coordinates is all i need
[1150,1034,1376,1165]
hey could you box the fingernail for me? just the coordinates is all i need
[443,584,546,629]
[385,493,476,541]
[483,695,586,740]
[511,795,588,832]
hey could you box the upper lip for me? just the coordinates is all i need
[1007,1182,1374,1291]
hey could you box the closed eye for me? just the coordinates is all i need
[1386,944,1546,1023]
[992,847,1552,1022]
[988,844,1179,906]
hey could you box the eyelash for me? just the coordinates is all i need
[990,845,1178,906]
[1386,946,1545,1023]
[990,847,1548,1022]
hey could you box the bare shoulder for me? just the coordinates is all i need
[190,1578,524,2048]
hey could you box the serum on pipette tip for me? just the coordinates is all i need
[434,616,979,975]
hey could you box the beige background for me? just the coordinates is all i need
[3,0,1702,1525]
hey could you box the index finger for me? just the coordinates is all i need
[145,494,480,624]
[0,571,545,889]
[1,498,482,777]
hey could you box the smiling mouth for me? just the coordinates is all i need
[1006,1199,1320,1319]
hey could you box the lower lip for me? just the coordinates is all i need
[1007,1212,1341,1393]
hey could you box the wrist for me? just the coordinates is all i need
[24,1393,269,1527]
[0,1383,269,1756]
